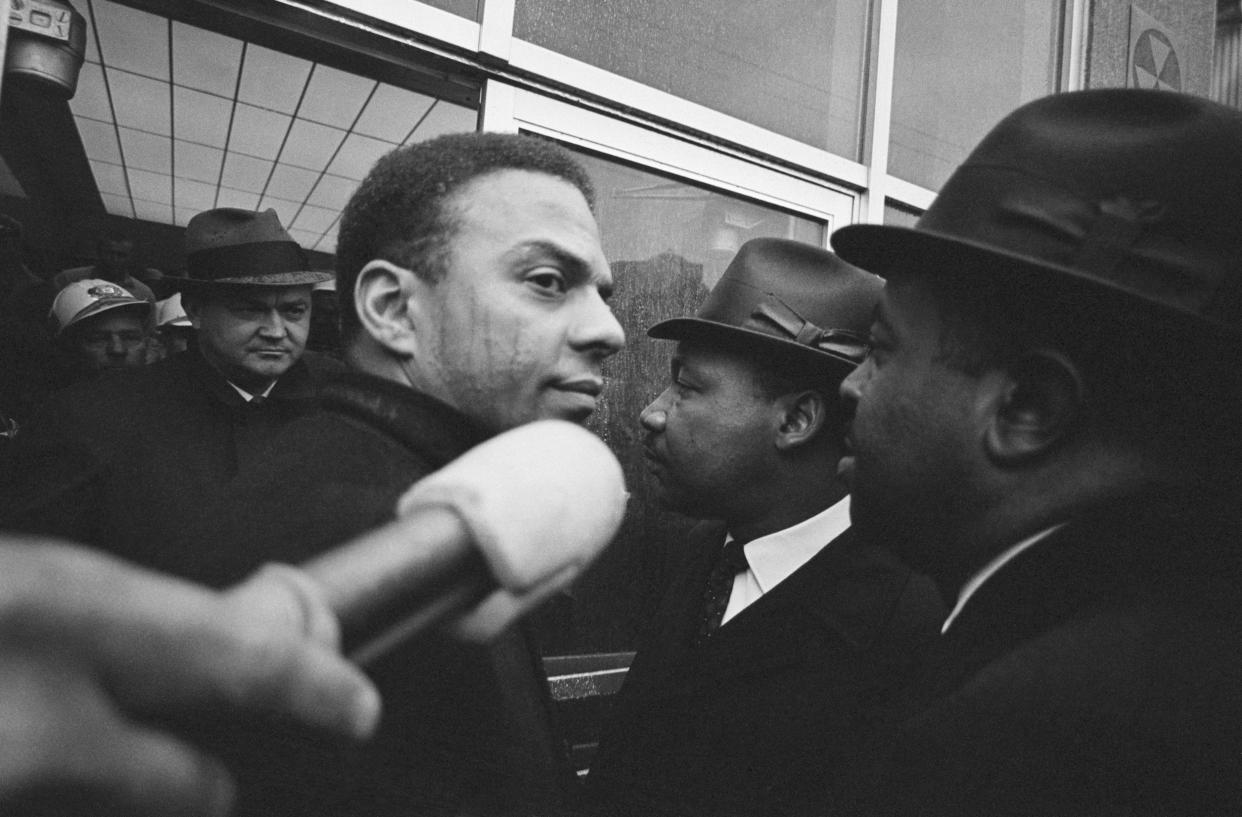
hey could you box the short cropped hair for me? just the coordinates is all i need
[334,132,595,340]
[911,264,1242,474]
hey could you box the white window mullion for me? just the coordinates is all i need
[860,0,899,225]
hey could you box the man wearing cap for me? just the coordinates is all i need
[828,89,1242,815]
[584,238,942,816]
[49,278,152,377]
[0,208,333,570]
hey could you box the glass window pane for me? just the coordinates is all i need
[422,0,481,21]
[514,0,869,157]
[542,144,826,653]
[884,201,921,227]
[889,0,1064,190]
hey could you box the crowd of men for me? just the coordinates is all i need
[0,87,1240,817]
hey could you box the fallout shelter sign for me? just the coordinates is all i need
[1128,5,1182,92]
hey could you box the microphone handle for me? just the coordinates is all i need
[300,505,494,665]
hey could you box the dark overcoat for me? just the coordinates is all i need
[0,347,327,564]
[584,522,944,816]
[846,496,1242,816]
[172,371,571,817]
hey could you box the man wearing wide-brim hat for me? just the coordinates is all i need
[585,238,943,816]
[831,89,1242,815]
[0,208,336,571]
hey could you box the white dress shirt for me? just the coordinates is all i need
[940,523,1066,634]
[720,495,852,625]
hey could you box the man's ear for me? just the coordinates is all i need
[354,260,422,357]
[774,389,829,452]
[985,349,1085,466]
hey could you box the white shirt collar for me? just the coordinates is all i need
[940,523,1066,634]
[228,380,277,402]
[719,496,851,624]
[738,495,852,594]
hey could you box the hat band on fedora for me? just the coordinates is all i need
[187,240,308,282]
[923,165,1236,317]
[743,295,870,363]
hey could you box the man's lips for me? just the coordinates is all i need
[552,378,603,397]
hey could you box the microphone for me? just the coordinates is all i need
[275,420,627,665]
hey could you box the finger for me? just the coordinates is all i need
[223,563,342,649]
[0,539,380,740]
[0,654,236,817]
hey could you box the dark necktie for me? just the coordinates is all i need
[695,538,750,646]
[248,394,267,407]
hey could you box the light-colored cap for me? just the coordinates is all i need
[49,279,151,336]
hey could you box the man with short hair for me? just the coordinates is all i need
[584,238,942,816]
[830,89,1242,815]
[175,132,624,817]
[0,208,332,569]
[49,278,152,376]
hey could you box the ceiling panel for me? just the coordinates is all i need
[174,141,224,184]
[215,187,260,210]
[266,163,320,201]
[306,174,357,211]
[76,116,124,164]
[69,62,113,122]
[279,118,346,171]
[173,86,232,148]
[408,100,478,143]
[327,133,396,181]
[127,168,172,205]
[171,22,242,97]
[228,103,291,161]
[119,127,172,174]
[89,160,128,197]
[354,84,436,143]
[106,69,171,135]
[174,178,218,212]
[238,45,312,115]
[133,199,173,223]
[292,204,339,234]
[76,0,478,250]
[297,66,375,129]
[220,152,273,194]
[91,0,169,80]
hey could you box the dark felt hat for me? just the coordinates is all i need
[175,208,332,290]
[832,89,1242,343]
[648,238,882,374]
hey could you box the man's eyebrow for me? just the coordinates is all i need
[512,240,613,297]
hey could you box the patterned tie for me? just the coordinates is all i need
[694,538,750,646]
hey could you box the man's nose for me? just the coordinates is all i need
[569,291,625,357]
[257,311,288,337]
[839,360,866,404]
[639,389,671,432]
[106,335,126,357]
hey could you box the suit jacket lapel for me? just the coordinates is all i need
[629,525,912,702]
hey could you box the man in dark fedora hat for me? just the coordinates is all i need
[830,89,1242,815]
[0,208,335,570]
[584,238,942,816]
